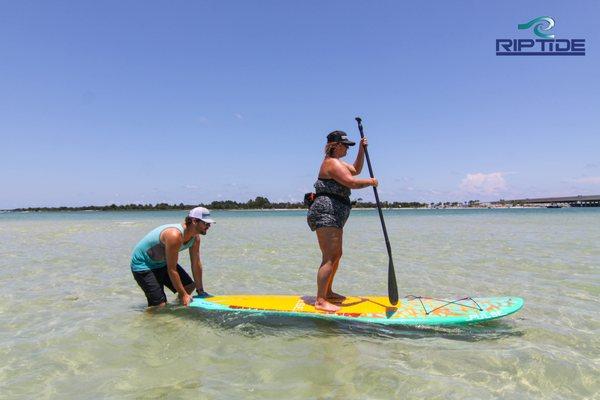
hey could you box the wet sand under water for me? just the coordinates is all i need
[1,208,598,399]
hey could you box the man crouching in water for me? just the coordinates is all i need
[130,207,214,307]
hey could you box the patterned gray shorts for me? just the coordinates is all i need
[307,196,351,231]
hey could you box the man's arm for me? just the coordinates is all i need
[189,236,205,295]
[162,228,192,306]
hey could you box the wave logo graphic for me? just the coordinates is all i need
[518,16,555,39]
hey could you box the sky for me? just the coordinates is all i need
[0,0,598,208]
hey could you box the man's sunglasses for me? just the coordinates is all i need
[194,218,211,227]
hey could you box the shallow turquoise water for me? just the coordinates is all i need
[1,209,598,399]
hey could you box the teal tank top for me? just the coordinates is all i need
[130,224,196,272]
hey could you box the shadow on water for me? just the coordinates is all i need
[161,306,525,342]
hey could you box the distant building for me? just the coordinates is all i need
[495,195,600,207]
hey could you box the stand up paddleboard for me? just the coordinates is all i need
[190,295,523,326]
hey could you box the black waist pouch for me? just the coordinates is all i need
[304,192,317,207]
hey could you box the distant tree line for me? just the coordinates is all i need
[427,200,481,208]
[11,196,432,212]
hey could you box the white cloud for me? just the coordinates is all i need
[234,113,244,120]
[460,172,507,195]
[574,176,600,185]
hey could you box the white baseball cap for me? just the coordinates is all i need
[188,207,216,223]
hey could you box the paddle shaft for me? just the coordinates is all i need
[355,117,399,305]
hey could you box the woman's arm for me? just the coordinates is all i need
[327,158,377,189]
[352,137,367,175]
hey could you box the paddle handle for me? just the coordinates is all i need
[355,117,399,305]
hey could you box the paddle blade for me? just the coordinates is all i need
[388,259,399,305]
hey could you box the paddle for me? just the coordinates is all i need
[355,117,399,305]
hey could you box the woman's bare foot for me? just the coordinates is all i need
[326,292,347,302]
[314,298,340,312]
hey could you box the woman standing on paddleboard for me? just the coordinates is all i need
[307,131,378,312]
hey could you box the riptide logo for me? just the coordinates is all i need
[496,16,586,56]
[518,16,555,39]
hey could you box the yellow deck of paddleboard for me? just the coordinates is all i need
[190,294,524,326]
[209,295,393,313]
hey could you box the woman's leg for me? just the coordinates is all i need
[315,227,343,312]
[326,267,346,301]
[325,229,346,301]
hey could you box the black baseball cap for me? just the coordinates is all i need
[327,130,356,146]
